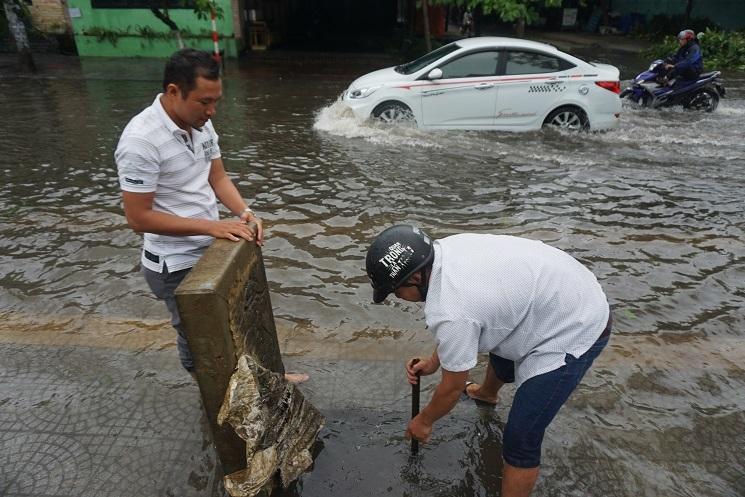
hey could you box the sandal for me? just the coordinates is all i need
[463,380,497,407]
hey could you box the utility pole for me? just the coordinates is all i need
[684,0,694,26]
[422,0,431,52]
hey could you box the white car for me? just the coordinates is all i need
[342,37,622,131]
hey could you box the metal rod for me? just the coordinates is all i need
[410,358,421,455]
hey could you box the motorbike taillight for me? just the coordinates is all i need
[595,81,621,94]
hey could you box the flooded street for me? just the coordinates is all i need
[1,53,744,496]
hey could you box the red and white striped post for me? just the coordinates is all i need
[210,3,221,65]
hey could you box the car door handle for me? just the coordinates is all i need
[475,83,495,90]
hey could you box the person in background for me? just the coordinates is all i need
[461,9,474,36]
[664,29,703,86]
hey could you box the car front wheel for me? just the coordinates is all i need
[543,106,589,131]
[372,102,416,125]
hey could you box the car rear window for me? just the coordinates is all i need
[503,51,575,75]
[440,51,500,78]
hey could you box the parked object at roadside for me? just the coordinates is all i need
[341,37,621,132]
[620,58,725,112]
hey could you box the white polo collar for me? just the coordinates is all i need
[152,93,203,137]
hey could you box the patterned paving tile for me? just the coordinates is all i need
[0,343,223,497]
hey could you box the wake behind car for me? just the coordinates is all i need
[342,37,622,131]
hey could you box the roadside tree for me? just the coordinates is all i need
[431,0,564,37]
[148,0,223,50]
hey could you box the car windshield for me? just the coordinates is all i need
[395,43,461,75]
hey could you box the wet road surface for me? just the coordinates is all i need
[1,53,744,496]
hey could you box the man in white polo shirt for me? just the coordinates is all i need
[366,225,612,497]
[115,49,262,374]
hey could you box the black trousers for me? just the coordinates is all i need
[669,66,700,82]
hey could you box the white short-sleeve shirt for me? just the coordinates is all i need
[115,94,222,273]
[424,234,609,387]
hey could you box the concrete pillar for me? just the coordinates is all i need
[175,239,285,475]
[231,0,246,50]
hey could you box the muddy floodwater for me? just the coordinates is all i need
[1,54,744,497]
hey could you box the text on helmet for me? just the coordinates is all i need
[379,242,415,279]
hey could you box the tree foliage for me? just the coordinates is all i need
[147,0,223,48]
[430,0,562,24]
[192,0,223,20]
[148,0,223,30]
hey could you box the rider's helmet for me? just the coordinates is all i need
[677,29,696,43]
[365,225,434,303]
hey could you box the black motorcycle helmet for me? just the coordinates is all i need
[366,225,434,303]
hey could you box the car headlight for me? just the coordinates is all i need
[347,86,381,99]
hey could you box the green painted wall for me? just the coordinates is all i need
[68,0,241,58]
[612,0,745,31]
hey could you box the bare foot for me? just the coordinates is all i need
[465,382,498,406]
[190,370,308,384]
[284,372,309,384]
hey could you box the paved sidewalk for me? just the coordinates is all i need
[3,312,743,497]
[530,31,652,54]
[0,312,468,497]
[0,340,224,497]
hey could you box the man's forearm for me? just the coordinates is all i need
[127,208,214,236]
[211,175,249,216]
[430,349,441,369]
[419,367,468,426]
[420,382,462,425]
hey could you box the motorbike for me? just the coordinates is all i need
[619,59,725,112]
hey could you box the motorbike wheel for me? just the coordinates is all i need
[638,93,653,107]
[685,88,719,112]
[623,91,652,108]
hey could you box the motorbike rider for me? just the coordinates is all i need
[663,29,703,86]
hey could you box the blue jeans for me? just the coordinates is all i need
[490,314,611,468]
[142,264,193,371]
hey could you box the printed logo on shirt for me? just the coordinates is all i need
[378,242,414,278]
[202,138,215,160]
[124,177,144,185]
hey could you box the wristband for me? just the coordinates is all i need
[241,207,254,217]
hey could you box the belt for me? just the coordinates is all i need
[599,309,613,340]
[599,326,611,340]
[144,250,160,263]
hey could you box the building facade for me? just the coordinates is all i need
[612,0,745,31]
[28,0,74,34]
[67,0,244,57]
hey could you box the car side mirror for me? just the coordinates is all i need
[427,68,443,80]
